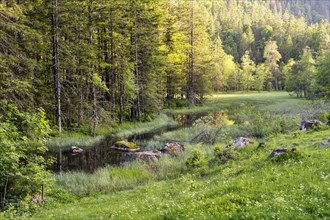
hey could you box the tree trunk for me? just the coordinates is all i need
[89,0,97,137]
[1,177,8,209]
[134,4,141,122]
[303,86,307,98]
[78,71,84,128]
[119,88,124,124]
[52,0,61,134]
[167,72,173,108]
[66,97,72,127]
[109,9,116,119]
[188,0,195,108]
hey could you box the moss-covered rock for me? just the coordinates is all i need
[111,141,140,152]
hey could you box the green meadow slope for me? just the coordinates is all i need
[32,128,330,219]
[8,92,330,219]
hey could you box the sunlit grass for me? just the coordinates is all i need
[113,113,179,139]
[31,128,330,219]
[46,135,106,151]
[26,92,330,219]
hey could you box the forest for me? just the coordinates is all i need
[0,0,329,218]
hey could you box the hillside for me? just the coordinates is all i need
[8,92,327,219]
[267,0,330,23]
[30,125,330,219]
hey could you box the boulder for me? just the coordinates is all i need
[67,146,83,155]
[300,119,323,131]
[268,147,297,159]
[111,141,140,152]
[121,150,162,163]
[158,142,185,155]
[319,139,330,147]
[234,137,251,148]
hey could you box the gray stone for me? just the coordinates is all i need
[268,147,297,159]
[319,139,330,147]
[300,119,323,131]
[66,146,83,155]
[234,137,251,148]
[158,142,185,155]
[121,151,162,164]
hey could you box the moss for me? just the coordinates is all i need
[114,141,138,149]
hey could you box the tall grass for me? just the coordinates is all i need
[46,135,105,151]
[113,113,178,138]
[53,153,188,196]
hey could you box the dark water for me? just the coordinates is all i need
[49,111,228,172]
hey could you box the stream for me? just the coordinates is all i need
[49,111,229,172]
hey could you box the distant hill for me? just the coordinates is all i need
[266,0,330,23]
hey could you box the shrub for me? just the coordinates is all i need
[186,150,205,168]
[0,105,52,210]
[175,99,190,108]
[213,145,237,164]
[315,110,330,123]
[234,107,300,138]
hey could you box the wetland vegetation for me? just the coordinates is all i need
[1,0,329,218]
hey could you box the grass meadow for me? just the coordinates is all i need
[4,92,329,219]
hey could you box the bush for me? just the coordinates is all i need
[213,145,237,164]
[233,107,300,138]
[175,99,190,108]
[186,150,205,168]
[0,105,52,211]
[316,110,330,125]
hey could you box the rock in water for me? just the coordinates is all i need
[300,119,323,131]
[158,142,185,155]
[111,141,140,152]
[268,147,297,159]
[65,146,83,155]
[234,137,251,148]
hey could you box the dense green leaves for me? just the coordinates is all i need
[0,105,51,209]
[1,0,329,131]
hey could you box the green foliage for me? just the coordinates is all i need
[315,51,330,99]
[186,149,205,168]
[232,106,300,138]
[213,145,237,164]
[0,104,52,210]
[285,48,317,98]
[253,64,271,92]
[240,51,256,91]
[315,110,330,124]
